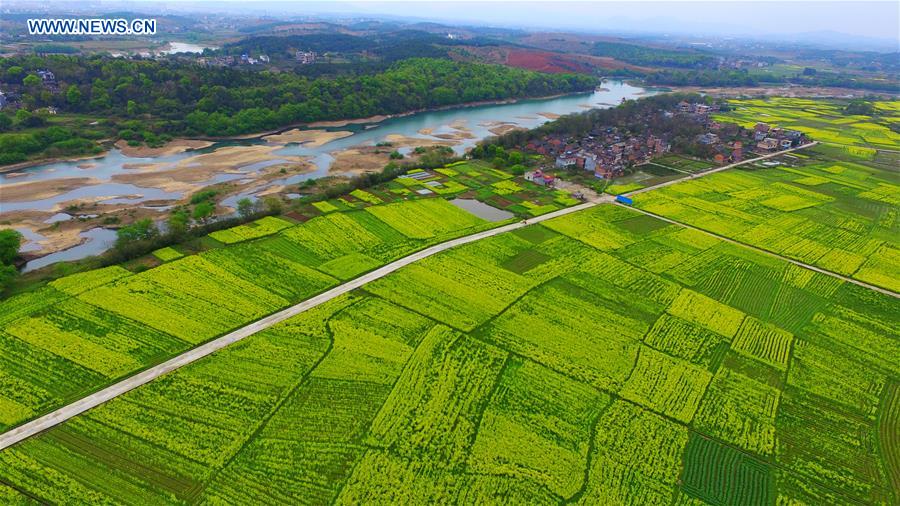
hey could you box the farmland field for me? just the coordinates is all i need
[0,196,500,433]
[0,197,896,504]
[633,104,900,292]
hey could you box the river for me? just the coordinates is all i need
[2,80,653,269]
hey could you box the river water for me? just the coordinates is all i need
[3,80,652,268]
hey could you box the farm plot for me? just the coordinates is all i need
[681,433,774,506]
[477,278,651,391]
[580,400,689,503]
[715,98,900,149]
[0,298,347,504]
[634,154,899,291]
[365,325,507,469]
[79,255,288,344]
[208,216,293,244]
[0,195,898,503]
[467,357,609,498]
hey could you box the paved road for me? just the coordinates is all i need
[0,143,828,451]
[0,201,597,451]
[626,142,818,197]
[617,203,898,299]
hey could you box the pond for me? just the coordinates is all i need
[450,198,515,222]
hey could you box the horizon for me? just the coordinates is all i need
[4,0,899,51]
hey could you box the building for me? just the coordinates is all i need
[36,70,55,83]
[754,122,770,141]
[525,169,555,187]
[780,139,793,149]
[697,133,719,145]
[757,138,780,152]
[296,50,317,64]
[0,91,6,110]
[555,155,577,168]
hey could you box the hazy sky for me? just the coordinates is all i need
[14,1,900,45]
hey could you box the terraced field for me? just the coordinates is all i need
[0,200,896,504]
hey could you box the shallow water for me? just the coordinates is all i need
[23,228,118,272]
[450,199,515,222]
[2,80,654,264]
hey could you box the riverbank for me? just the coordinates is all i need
[0,152,110,175]
[0,91,589,174]
[2,81,650,265]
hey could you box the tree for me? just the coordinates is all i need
[115,219,158,247]
[192,201,215,223]
[22,74,41,88]
[0,264,16,290]
[5,66,23,80]
[167,209,190,236]
[0,229,22,265]
[66,85,82,107]
[236,198,256,218]
[0,114,11,132]
[263,197,282,214]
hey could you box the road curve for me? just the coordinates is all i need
[0,143,823,451]
[0,201,597,451]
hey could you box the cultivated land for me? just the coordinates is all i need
[0,99,897,504]
[637,99,900,293]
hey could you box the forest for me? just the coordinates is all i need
[591,41,717,68]
[643,68,900,91]
[0,56,595,164]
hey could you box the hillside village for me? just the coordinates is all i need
[519,99,809,185]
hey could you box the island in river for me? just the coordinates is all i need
[0,81,651,270]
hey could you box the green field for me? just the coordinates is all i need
[0,200,896,504]
[0,197,502,434]
[635,101,900,293]
[714,97,900,150]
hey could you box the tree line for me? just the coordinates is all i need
[0,56,595,164]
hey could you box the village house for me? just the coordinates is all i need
[697,132,720,145]
[296,50,317,64]
[757,138,780,152]
[525,169,556,187]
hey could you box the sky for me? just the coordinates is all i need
[11,1,900,48]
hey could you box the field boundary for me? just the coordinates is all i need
[615,203,899,299]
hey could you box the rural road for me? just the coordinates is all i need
[617,203,899,299]
[626,142,818,196]
[0,142,828,451]
[0,201,597,451]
